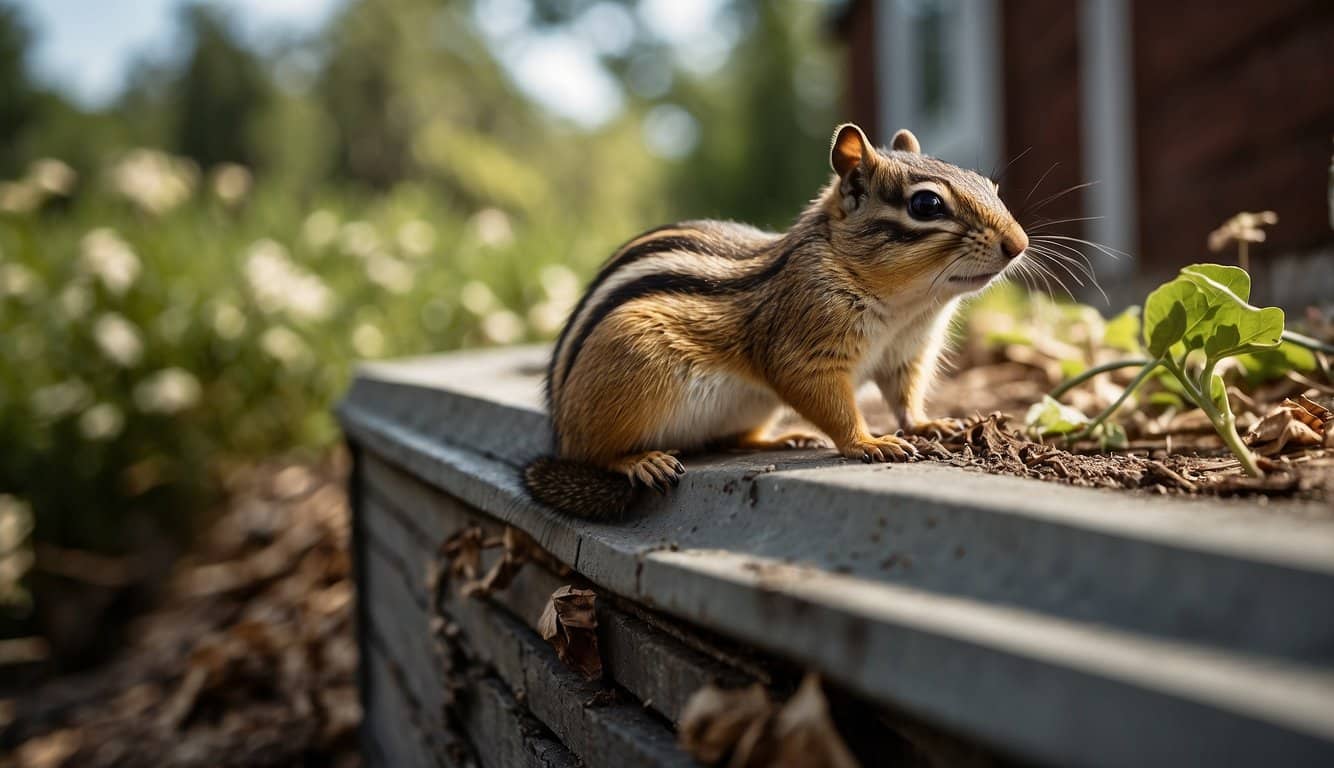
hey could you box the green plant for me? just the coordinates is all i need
[1050,264,1290,476]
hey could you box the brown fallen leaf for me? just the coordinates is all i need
[444,524,564,597]
[679,683,774,765]
[770,674,859,768]
[1245,397,1330,455]
[537,585,602,680]
[441,526,486,583]
[679,674,860,768]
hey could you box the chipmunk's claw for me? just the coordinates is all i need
[844,435,916,463]
[620,450,685,494]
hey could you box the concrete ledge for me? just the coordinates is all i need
[340,346,1334,767]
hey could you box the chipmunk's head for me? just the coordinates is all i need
[823,122,1027,300]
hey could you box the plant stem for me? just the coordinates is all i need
[1191,363,1263,478]
[1072,360,1161,441]
[1050,358,1153,400]
[1281,330,1334,356]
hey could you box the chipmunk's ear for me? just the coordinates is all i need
[891,128,921,154]
[830,123,873,178]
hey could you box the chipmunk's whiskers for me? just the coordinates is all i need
[1032,234,1129,261]
[1025,181,1100,218]
[1026,215,1105,231]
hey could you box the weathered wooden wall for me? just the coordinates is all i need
[340,347,1334,768]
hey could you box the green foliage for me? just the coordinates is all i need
[1024,395,1126,449]
[1054,264,1288,476]
[0,163,620,562]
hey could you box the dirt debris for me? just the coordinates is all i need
[2,458,361,768]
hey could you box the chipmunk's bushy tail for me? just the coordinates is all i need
[523,457,636,520]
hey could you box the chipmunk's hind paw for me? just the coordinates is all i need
[843,435,919,463]
[731,431,829,451]
[613,451,685,495]
[906,417,967,440]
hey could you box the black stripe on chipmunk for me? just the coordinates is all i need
[853,218,945,244]
[546,228,721,405]
[555,238,801,394]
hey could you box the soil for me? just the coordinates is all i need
[2,458,361,768]
[889,357,1334,502]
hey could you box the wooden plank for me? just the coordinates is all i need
[338,348,1334,767]
[362,528,446,723]
[440,591,693,768]
[460,676,581,768]
[366,452,762,724]
[364,637,450,768]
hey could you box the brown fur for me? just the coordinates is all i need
[527,124,1028,519]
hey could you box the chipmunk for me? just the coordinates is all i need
[525,123,1028,519]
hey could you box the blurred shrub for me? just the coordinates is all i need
[0,149,629,592]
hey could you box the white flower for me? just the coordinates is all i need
[481,310,524,344]
[303,210,340,249]
[527,300,570,336]
[79,228,140,296]
[93,313,143,367]
[261,326,312,369]
[59,284,93,319]
[460,280,497,315]
[210,301,247,340]
[0,181,40,213]
[0,263,39,298]
[539,264,580,303]
[134,368,201,414]
[31,379,92,419]
[352,322,386,358]
[365,254,415,294]
[210,163,252,205]
[244,240,335,321]
[109,149,198,215]
[338,221,379,258]
[396,219,436,257]
[0,495,33,553]
[471,207,514,248]
[0,494,33,605]
[79,402,125,441]
[28,158,77,196]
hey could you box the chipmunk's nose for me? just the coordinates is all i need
[1001,229,1029,260]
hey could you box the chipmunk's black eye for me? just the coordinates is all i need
[908,190,947,220]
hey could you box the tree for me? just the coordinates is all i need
[0,3,39,176]
[170,3,272,168]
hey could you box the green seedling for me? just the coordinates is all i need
[1051,264,1286,476]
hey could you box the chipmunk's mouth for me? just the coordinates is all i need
[948,272,999,288]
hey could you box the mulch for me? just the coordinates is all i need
[2,459,360,768]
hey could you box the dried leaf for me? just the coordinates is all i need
[680,675,860,768]
[537,585,602,680]
[441,526,485,582]
[1245,397,1329,455]
[679,683,774,765]
[770,675,860,768]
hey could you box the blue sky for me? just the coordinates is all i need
[16,0,347,106]
[15,0,729,129]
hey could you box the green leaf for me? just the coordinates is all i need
[1103,305,1142,354]
[1024,395,1090,436]
[1181,263,1251,302]
[1143,284,1190,357]
[1099,422,1128,450]
[1238,341,1318,384]
[1144,264,1283,362]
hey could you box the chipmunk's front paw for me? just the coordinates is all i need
[906,417,967,439]
[745,431,829,450]
[614,451,686,494]
[842,435,918,463]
